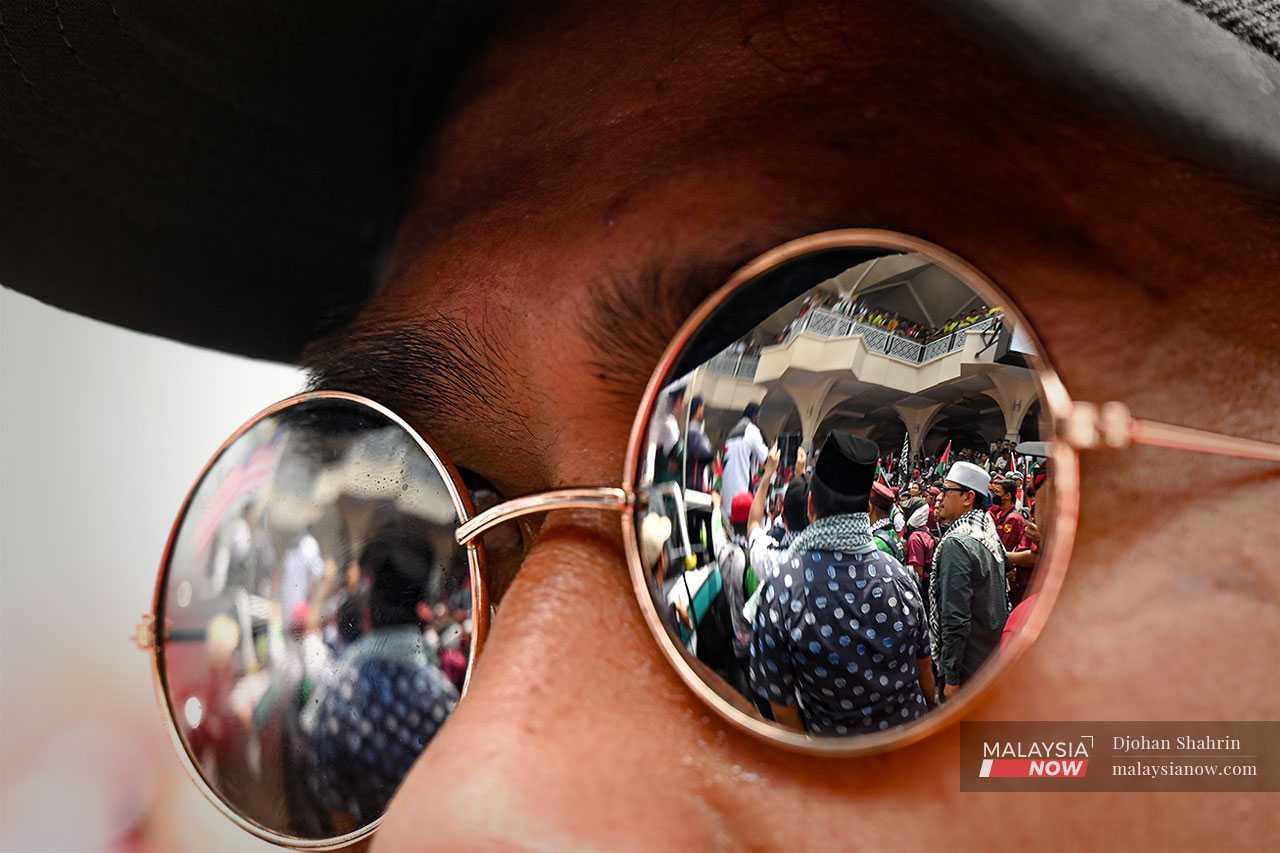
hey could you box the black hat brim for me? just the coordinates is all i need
[0,0,495,363]
[1,0,1275,362]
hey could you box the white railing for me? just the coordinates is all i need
[708,312,1001,379]
[802,309,999,363]
[708,350,762,379]
[887,335,925,362]
[921,335,954,361]
[850,320,889,353]
[804,311,850,338]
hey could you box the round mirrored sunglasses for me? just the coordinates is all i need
[137,229,1280,848]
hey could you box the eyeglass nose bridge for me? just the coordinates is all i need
[454,487,633,545]
[452,394,1280,550]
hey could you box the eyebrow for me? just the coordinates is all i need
[581,257,743,412]
[301,307,533,447]
[580,229,834,414]
[303,255,742,447]
[302,230,818,436]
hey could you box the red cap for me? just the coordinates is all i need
[869,481,896,511]
[288,601,311,630]
[729,492,754,524]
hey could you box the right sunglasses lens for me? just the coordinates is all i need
[633,238,1060,744]
[153,393,479,845]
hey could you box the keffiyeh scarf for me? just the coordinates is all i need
[785,512,874,556]
[869,517,895,539]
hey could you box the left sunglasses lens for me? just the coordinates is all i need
[152,392,481,846]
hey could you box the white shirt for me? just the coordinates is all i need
[742,526,783,626]
[658,413,680,455]
[721,421,768,501]
[281,533,324,619]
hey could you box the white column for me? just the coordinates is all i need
[893,401,946,459]
[982,368,1040,441]
[780,377,839,452]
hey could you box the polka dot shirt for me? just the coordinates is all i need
[748,544,931,735]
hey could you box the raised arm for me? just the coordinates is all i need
[748,447,781,536]
[711,491,730,558]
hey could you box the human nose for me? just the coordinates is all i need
[372,512,745,851]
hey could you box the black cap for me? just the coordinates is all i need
[812,432,878,500]
[0,0,497,363]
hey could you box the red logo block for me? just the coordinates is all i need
[979,759,1089,779]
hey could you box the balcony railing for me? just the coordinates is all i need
[796,309,998,365]
[707,310,1000,380]
[707,350,761,379]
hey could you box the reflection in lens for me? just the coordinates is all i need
[636,248,1054,739]
[157,395,476,842]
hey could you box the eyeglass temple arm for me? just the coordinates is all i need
[454,403,1280,547]
[455,487,632,545]
[1062,402,1280,463]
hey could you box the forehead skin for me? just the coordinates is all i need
[344,1,1280,849]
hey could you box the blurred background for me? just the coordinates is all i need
[1,286,299,852]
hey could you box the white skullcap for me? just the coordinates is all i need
[945,461,991,497]
[639,512,673,570]
[907,502,931,530]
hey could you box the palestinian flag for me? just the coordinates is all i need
[935,440,952,477]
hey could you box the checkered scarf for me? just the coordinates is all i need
[785,512,873,556]
[869,517,895,539]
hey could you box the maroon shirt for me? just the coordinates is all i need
[905,529,935,579]
[988,503,1026,552]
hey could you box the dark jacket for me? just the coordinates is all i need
[685,420,715,485]
[932,535,1009,685]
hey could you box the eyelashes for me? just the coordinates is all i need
[582,253,755,412]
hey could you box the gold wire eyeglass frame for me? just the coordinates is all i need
[138,228,1280,849]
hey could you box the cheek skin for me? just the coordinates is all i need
[359,3,1280,844]
[371,268,1280,852]
[1034,450,1280,723]
[374,514,748,851]
[377,464,1280,852]
[369,186,1280,849]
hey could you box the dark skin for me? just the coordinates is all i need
[302,0,1280,848]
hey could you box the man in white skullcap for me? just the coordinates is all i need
[930,461,1011,700]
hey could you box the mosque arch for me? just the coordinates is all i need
[1019,399,1043,442]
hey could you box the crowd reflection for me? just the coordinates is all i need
[637,254,1050,737]
[160,402,473,839]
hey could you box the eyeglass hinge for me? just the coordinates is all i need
[1058,401,1134,450]
[134,613,156,652]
